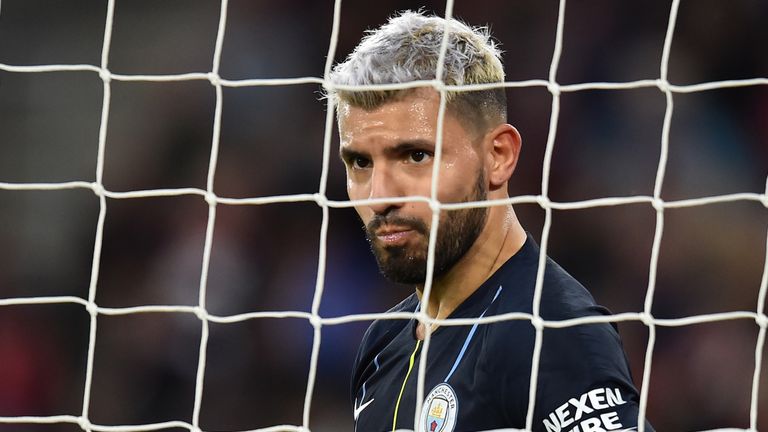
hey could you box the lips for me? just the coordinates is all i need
[366,216,428,248]
[375,227,416,245]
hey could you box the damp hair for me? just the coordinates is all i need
[328,10,507,134]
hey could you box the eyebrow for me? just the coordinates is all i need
[339,139,436,162]
[386,139,435,156]
[339,147,366,164]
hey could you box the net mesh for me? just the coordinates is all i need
[0,0,767,431]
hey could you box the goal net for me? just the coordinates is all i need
[0,0,766,431]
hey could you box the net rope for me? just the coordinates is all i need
[1,0,767,431]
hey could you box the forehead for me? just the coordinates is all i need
[337,89,442,145]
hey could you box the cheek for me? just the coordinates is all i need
[346,177,367,200]
[346,181,371,222]
[346,176,354,195]
[435,168,480,203]
[437,173,478,203]
[354,206,373,226]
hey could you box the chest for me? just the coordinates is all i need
[354,325,512,432]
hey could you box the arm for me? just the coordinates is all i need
[531,323,654,432]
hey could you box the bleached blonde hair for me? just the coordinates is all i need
[328,10,507,132]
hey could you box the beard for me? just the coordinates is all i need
[364,172,488,284]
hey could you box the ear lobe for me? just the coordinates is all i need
[487,124,522,191]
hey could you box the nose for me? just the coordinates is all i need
[368,164,403,215]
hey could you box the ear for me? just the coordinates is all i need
[485,124,522,191]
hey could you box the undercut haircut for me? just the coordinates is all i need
[328,10,507,135]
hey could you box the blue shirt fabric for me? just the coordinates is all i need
[351,234,654,432]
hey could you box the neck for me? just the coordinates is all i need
[415,204,527,326]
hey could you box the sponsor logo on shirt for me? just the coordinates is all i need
[542,387,633,432]
[419,383,458,432]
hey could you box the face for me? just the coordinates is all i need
[338,89,489,284]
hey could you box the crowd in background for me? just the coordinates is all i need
[0,0,767,430]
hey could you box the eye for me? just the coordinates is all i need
[352,156,371,169]
[407,150,431,164]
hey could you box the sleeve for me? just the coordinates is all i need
[350,320,380,408]
[350,329,367,408]
[530,322,655,432]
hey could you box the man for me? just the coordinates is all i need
[329,11,653,432]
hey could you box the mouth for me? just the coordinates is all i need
[375,227,417,245]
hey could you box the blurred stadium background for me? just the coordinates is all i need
[0,0,766,430]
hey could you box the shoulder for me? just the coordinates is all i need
[540,256,610,320]
[530,258,630,381]
[486,234,607,319]
[350,294,418,397]
[536,258,630,377]
[358,293,419,353]
[488,249,610,321]
[488,252,643,427]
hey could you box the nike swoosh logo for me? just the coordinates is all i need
[354,398,375,420]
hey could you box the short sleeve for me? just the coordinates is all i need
[531,322,654,432]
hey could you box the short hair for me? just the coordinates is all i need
[328,10,507,134]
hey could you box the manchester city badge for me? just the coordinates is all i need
[419,383,458,432]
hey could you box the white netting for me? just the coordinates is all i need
[0,0,767,431]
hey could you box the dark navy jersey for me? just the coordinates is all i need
[351,234,654,432]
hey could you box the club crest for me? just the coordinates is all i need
[419,383,458,432]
